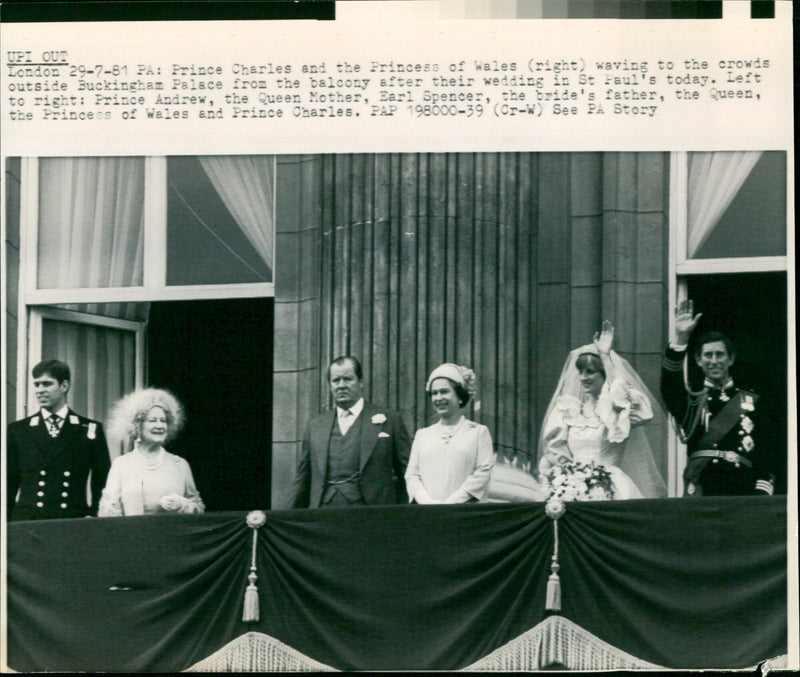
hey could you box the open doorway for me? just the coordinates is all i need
[147,298,273,510]
[685,271,788,494]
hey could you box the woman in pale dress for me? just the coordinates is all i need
[405,364,495,504]
[99,388,205,516]
[537,322,667,499]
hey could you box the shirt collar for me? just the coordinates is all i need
[337,397,364,419]
[704,377,734,391]
[41,404,69,420]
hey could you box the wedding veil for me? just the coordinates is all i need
[536,344,668,499]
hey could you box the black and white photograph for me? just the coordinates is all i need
[1,2,795,673]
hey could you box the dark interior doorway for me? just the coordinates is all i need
[147,298,273,510]
[686,272,787,494]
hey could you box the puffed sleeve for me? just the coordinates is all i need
[538,399,574,475]
[445,424,495,503]
[98,457,124,517]
[405,430,437,504]
[597,378,654,443]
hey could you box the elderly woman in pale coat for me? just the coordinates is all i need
[405,364,495,504]
[99,388,204,516]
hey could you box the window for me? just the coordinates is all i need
[16,155,275,421]
[22,155,275,306]
[672,151,787,276]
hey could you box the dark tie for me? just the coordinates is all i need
[46,414,62,438]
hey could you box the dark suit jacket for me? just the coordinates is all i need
[291,402,411,508]
[7,409,111,520]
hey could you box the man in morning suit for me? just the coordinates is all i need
[291,356,411,508]
[6,359,111,521]
[660,300,776,496]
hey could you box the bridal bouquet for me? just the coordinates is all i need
[544,460,614,502]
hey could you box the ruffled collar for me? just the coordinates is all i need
[555,395,603,428]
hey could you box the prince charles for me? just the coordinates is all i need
[290,356,411,508]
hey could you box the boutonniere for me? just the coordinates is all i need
[371,413,387,425]
[87,422,97,440]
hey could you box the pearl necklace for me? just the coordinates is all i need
[438,416,465,443]
[134,446,165,470]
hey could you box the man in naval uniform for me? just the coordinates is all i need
[6,359,111,521]
[290,355,411,508]
[660,300,776,496]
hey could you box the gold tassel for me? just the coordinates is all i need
[544,500,564,612]
[243,511,266,623]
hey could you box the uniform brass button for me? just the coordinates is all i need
[36,502,43,507]
[61,492,68,497]
[63,482,69,487]
[40,470,47,476]
[37,491,44,497]
[712,459,719,464]
[63,471,71,477]
[60,503,67,509]
[38,480,45,486]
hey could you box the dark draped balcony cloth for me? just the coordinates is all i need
[6,496,787,672]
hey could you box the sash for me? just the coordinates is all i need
[698,390,758,448]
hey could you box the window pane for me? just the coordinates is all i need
[38,157,145,289]
[688,151,786,260]
[166,156,273,285]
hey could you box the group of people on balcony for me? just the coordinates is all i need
[6,299,778,521]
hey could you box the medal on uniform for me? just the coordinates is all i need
[87,422,97,440]
[742,395,755,411]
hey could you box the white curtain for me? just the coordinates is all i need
[38,157,147,320]
[41,319,136,458]
[687,151,761,258]
[198,156,274,276]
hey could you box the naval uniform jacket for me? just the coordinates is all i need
[660,345,775,496]
[290,402,411,508]
[7,409,111,520]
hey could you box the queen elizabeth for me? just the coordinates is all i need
[405,363,495,504]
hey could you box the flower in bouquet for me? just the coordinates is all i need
[544,459,614,502]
